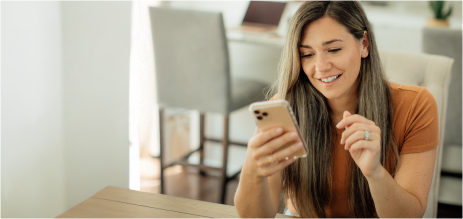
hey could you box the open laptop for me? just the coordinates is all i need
[240,1,287,32]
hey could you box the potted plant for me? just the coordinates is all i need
[427,1,453,27]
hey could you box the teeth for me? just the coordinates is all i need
[321,75,339,82]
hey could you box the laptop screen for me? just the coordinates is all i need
[242,1,287,26]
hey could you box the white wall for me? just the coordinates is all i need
[168,1,248,27]
[1,1,132,217]
[1,2,66,217]
[61,1,131,210]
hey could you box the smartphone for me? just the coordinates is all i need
[249,99,308,158]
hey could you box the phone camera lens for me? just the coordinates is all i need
[257,116,263,120]
[262,112,268,116]
[254,110,260,114]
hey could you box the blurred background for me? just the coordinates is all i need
[2,1,462,218]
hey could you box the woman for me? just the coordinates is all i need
[234,1,438,218]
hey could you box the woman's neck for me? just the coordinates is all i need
[328,96,358,125]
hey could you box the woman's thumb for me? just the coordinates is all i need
[343,110,352,119]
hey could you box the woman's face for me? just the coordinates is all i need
[299,16,369,101]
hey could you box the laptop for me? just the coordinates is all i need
[240,1,287,32]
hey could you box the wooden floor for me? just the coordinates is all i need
[140,155,239,206]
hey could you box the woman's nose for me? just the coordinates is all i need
[315,55,331,72]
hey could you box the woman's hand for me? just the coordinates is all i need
[336,111,382,178]
[235,127,301,218]
[246,127,301,178]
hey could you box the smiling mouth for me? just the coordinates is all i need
[320,74,342,83]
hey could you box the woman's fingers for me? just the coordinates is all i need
[249,127,284,149]
[341,123,380,144]
[255,140,302,167]
[343,111,352,121]
[271,141,303,162]
[257,156,298,177]
[337,113,383,178]
[252,131,300,161]
[344,130,379,150]
[252,127,260,136]
[336,114,375,129]
[246,127,302,178]
[348,138,379,154]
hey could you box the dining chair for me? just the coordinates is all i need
[149,7,268,204]
[379,50,454,218]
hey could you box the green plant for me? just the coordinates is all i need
[429,1,453,20]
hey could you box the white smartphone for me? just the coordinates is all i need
[249,99,308,158]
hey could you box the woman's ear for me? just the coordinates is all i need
[361,30,369,58]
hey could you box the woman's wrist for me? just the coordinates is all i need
[241,160,266,184]
[365,165,387,182]
[242,168,266,184]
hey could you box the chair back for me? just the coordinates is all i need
[380,50,454,218]
[149,7,231,114]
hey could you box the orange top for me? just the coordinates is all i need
[274,83,439,217]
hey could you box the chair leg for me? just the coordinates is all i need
[220,115,229,204]
[199,113,206,176]
[159,108,165,194]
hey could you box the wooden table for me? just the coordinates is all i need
[57,186,292,218]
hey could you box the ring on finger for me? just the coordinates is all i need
[268,154,275,164]
[364,130,370,141]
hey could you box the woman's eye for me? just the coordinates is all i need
[301,54,313,59]
[329,48,341,53]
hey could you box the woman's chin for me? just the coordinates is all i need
[317,89,342,100]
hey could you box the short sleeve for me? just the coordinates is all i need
[400,88,439,154]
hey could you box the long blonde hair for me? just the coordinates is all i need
[267,1,398,217]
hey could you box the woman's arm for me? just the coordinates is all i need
[366,149,436,218]
[234,150,283,218]
[234,127,301,218]
[338,111,436,218]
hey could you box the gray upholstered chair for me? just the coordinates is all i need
[422,27,462,209]
[149,7,267,204]
[379,50,454,218]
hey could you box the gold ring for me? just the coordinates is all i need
[268,154,275,164]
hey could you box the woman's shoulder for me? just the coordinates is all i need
[389,82,427,94]
[389,82,439,154]
[389,82,436,105]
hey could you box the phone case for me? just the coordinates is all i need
[249,99,308,158]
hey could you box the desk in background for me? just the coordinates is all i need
[57,186,292,218]
[226,28,285,46]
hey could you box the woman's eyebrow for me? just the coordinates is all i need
[299,39,344,48]
[322,39,343,46]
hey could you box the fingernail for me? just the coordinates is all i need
[344,111,350,117]
[340,137,343,144]
[336,121,341,128]
[290,132,298,139]
[276,128,283,134]
[295,142,302,148]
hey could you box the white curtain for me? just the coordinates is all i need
[129,0,161,190]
